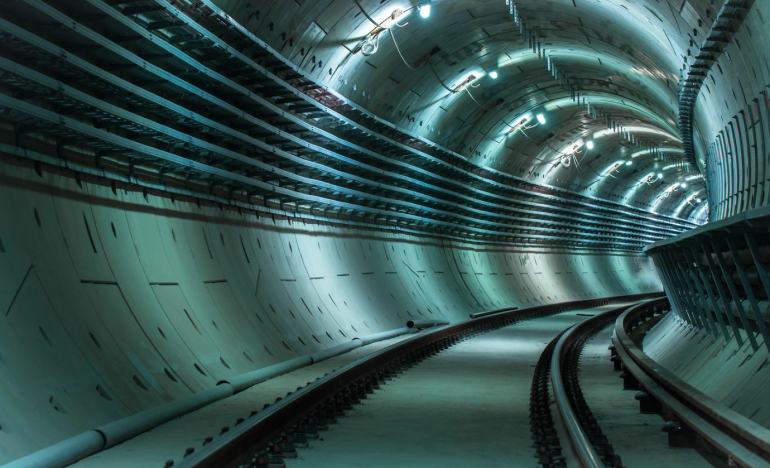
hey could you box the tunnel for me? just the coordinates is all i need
[0,0,768,466]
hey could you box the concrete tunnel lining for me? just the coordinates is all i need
[0,0,769,465]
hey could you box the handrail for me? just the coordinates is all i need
[614,301,770,468]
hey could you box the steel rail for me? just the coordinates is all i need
[550,301,657,467]
[173,293,660,468]
[0,321,449,468]
[551,329,607,468]
[613,300,770,468]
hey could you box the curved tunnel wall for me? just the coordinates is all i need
[5,0,763,463]
[0,159,661,464]
[644,313,770,427]
[695,2,770,221]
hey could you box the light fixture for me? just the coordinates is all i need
[681,182,688,188]
[361,33,380,56]
[696,198,702,203]
[418,3,431,18]
[657,173,663,179]
[358,7,407,56]
[537,113,546,125]
[586,141,594,150]
[489,71,498,79]
[625,160,633,166]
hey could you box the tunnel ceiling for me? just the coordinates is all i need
[210,0,715,218]
[0,0,715,253]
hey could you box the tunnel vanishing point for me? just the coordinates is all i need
[0,0,769,467]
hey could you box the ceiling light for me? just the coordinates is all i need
[489,71,498,79]
[625,160,633,166]
[418,3,431,18]
[586,141,594,150]
[536,113,546,125]
[681,182,688,188]
[657,173,663,179]
[360,33,380,56]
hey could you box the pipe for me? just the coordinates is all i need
[222,356,311,394]
[309,339,363,364]
[98,385,234,449]
[693,297,770,323]
[405,319,449,329]
[0,326,417,468]
[470,307,518,319]
[0,432,104,468]
[356,327,413,346]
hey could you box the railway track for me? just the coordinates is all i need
[538,303,646,468]
[173,296,650,468]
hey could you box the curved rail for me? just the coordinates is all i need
[173,294,657,468]
[614,300,770,468]
[549,302,654,467]
[551,321,608,467]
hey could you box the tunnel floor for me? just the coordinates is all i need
[289,306,707,468]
